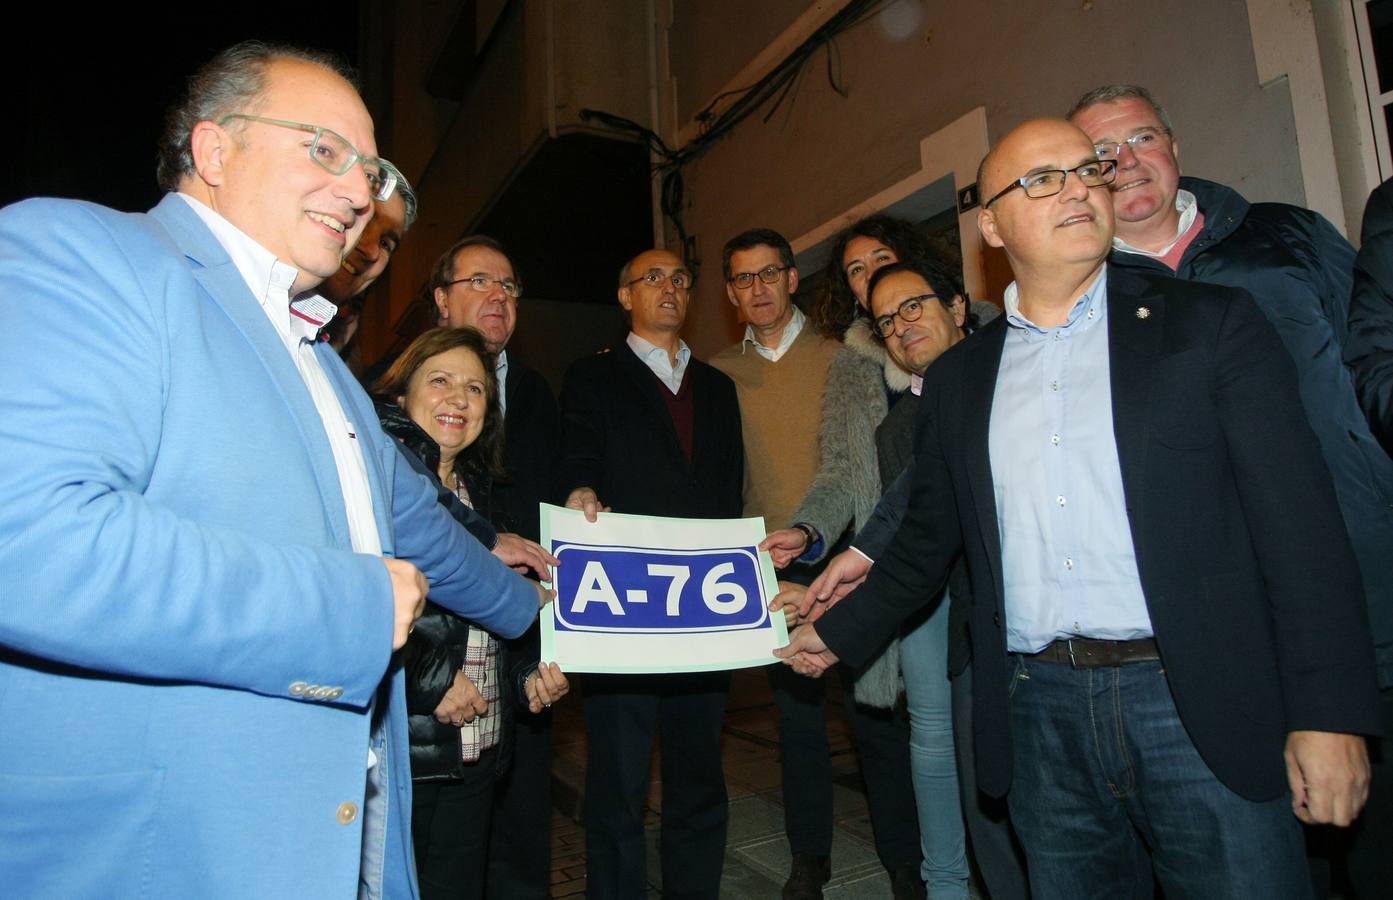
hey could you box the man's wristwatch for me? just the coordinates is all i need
[793,522,819,550]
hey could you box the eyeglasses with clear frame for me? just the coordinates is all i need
[444,275,522,299]
[728,264,789,289]
[218,114,397,202]
[1093,128,1168,161]
[983,159,1117,208]
[626,268,691,290]
[872,293,944,339]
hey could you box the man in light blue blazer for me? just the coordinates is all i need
[0,42,543,898]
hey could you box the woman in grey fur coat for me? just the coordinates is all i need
[764,214,938,898]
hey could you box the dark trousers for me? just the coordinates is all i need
[581,671,730,900]
[767,662,834,856]
[1310,685,1393,899]
[768,661,922,869]
[412,749,499,900]
[486,708,553,899]
[951,665,1029,900]
[1346,687,1393,897]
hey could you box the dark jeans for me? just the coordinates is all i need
[1007,656,1310,900]
[767,662,923,870]
[412,749,499,900]
[581,670,730,900]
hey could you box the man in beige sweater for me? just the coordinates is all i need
[709,228,844,899]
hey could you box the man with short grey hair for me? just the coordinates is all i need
[1067,92,1393,893]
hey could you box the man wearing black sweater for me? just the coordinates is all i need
[559,248,743,899]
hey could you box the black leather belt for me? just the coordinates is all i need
[1026,637,1160,668]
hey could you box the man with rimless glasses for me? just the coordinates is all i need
[778,118,1381,898]
[709,229,844,897]
[425,233,565,898]
[558,248,744,898]
[0,41,547,898]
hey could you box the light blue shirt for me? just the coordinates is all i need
[626,331,691,394]
[989,266,1153,653]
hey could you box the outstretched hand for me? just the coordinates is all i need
[773,623,840,678]
[760,528,809,569]
[493,532,558,579]
[800,548,872,620]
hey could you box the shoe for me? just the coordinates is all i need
[782,853,831,900]
[889,863,926,900]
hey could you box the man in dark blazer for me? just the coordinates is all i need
[559,248,743,899]
[429,234,562,896]
[779,119,1380,899]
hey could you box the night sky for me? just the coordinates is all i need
[11,7,360,213]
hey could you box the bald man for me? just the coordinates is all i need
[779,118,1380,899]
[557,249,744,899]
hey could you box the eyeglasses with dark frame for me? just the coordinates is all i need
[872,293,945,340]
[728,264,789,289]
[218,114,397,202]
[626,268,692,291]
[983,159,1117,208]
[444,274,522,299]
[1093,128,1168,161]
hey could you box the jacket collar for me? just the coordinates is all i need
[1109,176,1248,273]
[147,193,359,550]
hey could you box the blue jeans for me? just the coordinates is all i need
[1006,655,1311,900]
[900,594,969,898]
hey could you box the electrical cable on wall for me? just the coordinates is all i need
[579,0,886,277]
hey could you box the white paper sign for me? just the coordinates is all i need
[539,504,789,674]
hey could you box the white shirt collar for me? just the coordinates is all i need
[626,331,690,364]
[626,332,691,394]
[1112,188,1198,258]
[177,193,334,346]
[742,306,805,362]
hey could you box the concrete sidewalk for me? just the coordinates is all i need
[545,666,972,898]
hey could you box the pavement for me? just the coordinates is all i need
[545,665,980,898]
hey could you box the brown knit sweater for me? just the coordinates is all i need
[710,326,840,530]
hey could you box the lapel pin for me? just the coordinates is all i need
[1135,306,1151,319]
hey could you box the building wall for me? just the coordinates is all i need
[368,0,1344,372]
[665,0,1311,356]
[359,0,655,370]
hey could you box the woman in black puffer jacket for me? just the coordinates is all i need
[373,326,568,900]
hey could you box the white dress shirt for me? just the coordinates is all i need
[1113,188,1199,259]
[742,306,806,362]
[626,331,691,394]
